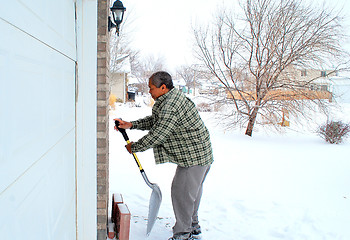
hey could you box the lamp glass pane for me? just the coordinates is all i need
[113,10,123,22]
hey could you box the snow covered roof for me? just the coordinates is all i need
[173,78,186,86]
[111,54,131,73]
[313,78,331,84]
[128,77,139,84]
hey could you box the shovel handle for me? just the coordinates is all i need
[115,120,144,172]
[114,120,129,141]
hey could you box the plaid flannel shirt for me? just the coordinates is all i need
[130,88,213,167]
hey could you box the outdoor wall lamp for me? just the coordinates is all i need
[108,0,126,35]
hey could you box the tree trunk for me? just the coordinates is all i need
[245,108,259,136]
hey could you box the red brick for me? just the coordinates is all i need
[97,200,107,209]
[112,193,124,224]
[116,203,130,240]
[108,222,115,239]
[98,42,107,52]
[97,106,108,116]
[97,138,107,148]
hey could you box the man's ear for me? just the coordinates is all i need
[161,84,166,90]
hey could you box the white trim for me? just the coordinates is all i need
[75,0,98,239]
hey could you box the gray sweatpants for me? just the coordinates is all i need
[171,165,211,236]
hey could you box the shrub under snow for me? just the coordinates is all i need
[317,120,350,144]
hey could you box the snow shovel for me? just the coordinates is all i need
[114,120,162,236]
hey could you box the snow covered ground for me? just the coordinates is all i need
[109,97,350,240]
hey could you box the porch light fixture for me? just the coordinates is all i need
[108,0,126,35]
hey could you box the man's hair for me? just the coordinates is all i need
[149,71,174,90]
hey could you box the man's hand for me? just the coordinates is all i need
[125,141,133,154]
[114,118,133,130]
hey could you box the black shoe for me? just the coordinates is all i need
[168,233,194,240]
[191,228,202,239]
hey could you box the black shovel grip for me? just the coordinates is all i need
[115,120,129,141]
[114,119,144,173]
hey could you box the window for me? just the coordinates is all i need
[321,71,327,77]
[301,70,307,76]
[320,85,328,91]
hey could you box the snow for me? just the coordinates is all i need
[109,97,350,240]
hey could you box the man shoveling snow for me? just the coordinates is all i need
[115,71,213,240]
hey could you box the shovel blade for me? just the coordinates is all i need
[146,184,162,236]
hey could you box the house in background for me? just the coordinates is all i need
[1,1,115,239]
[225,66,336,101]
[110,54,131,103]
[173,78,187,93]
[298,68,337,92]
[297,68,350,102]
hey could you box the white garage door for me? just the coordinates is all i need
[0,0,77,239]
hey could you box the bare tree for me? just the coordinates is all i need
[176,64,214,95]
[176,65,196,94]
[108,7,167,94]
[193,0,349,136]
[110,5,130,72]
[110,6,141,74]
[133,55,167,93]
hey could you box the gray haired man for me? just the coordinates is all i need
[116,71,213,240]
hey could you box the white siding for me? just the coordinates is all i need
[0,0,79,239]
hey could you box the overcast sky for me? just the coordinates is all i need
[120,0,350,73]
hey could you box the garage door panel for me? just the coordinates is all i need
[0,131,76,240]
[16,178,50,239]
[1,0,80,238]
[0,20,75,193]
[0,0,76,60]
[13,56,46,138]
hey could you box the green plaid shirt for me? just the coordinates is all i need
[130,88,213,167]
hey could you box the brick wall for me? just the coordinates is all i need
[97,0,110,239]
